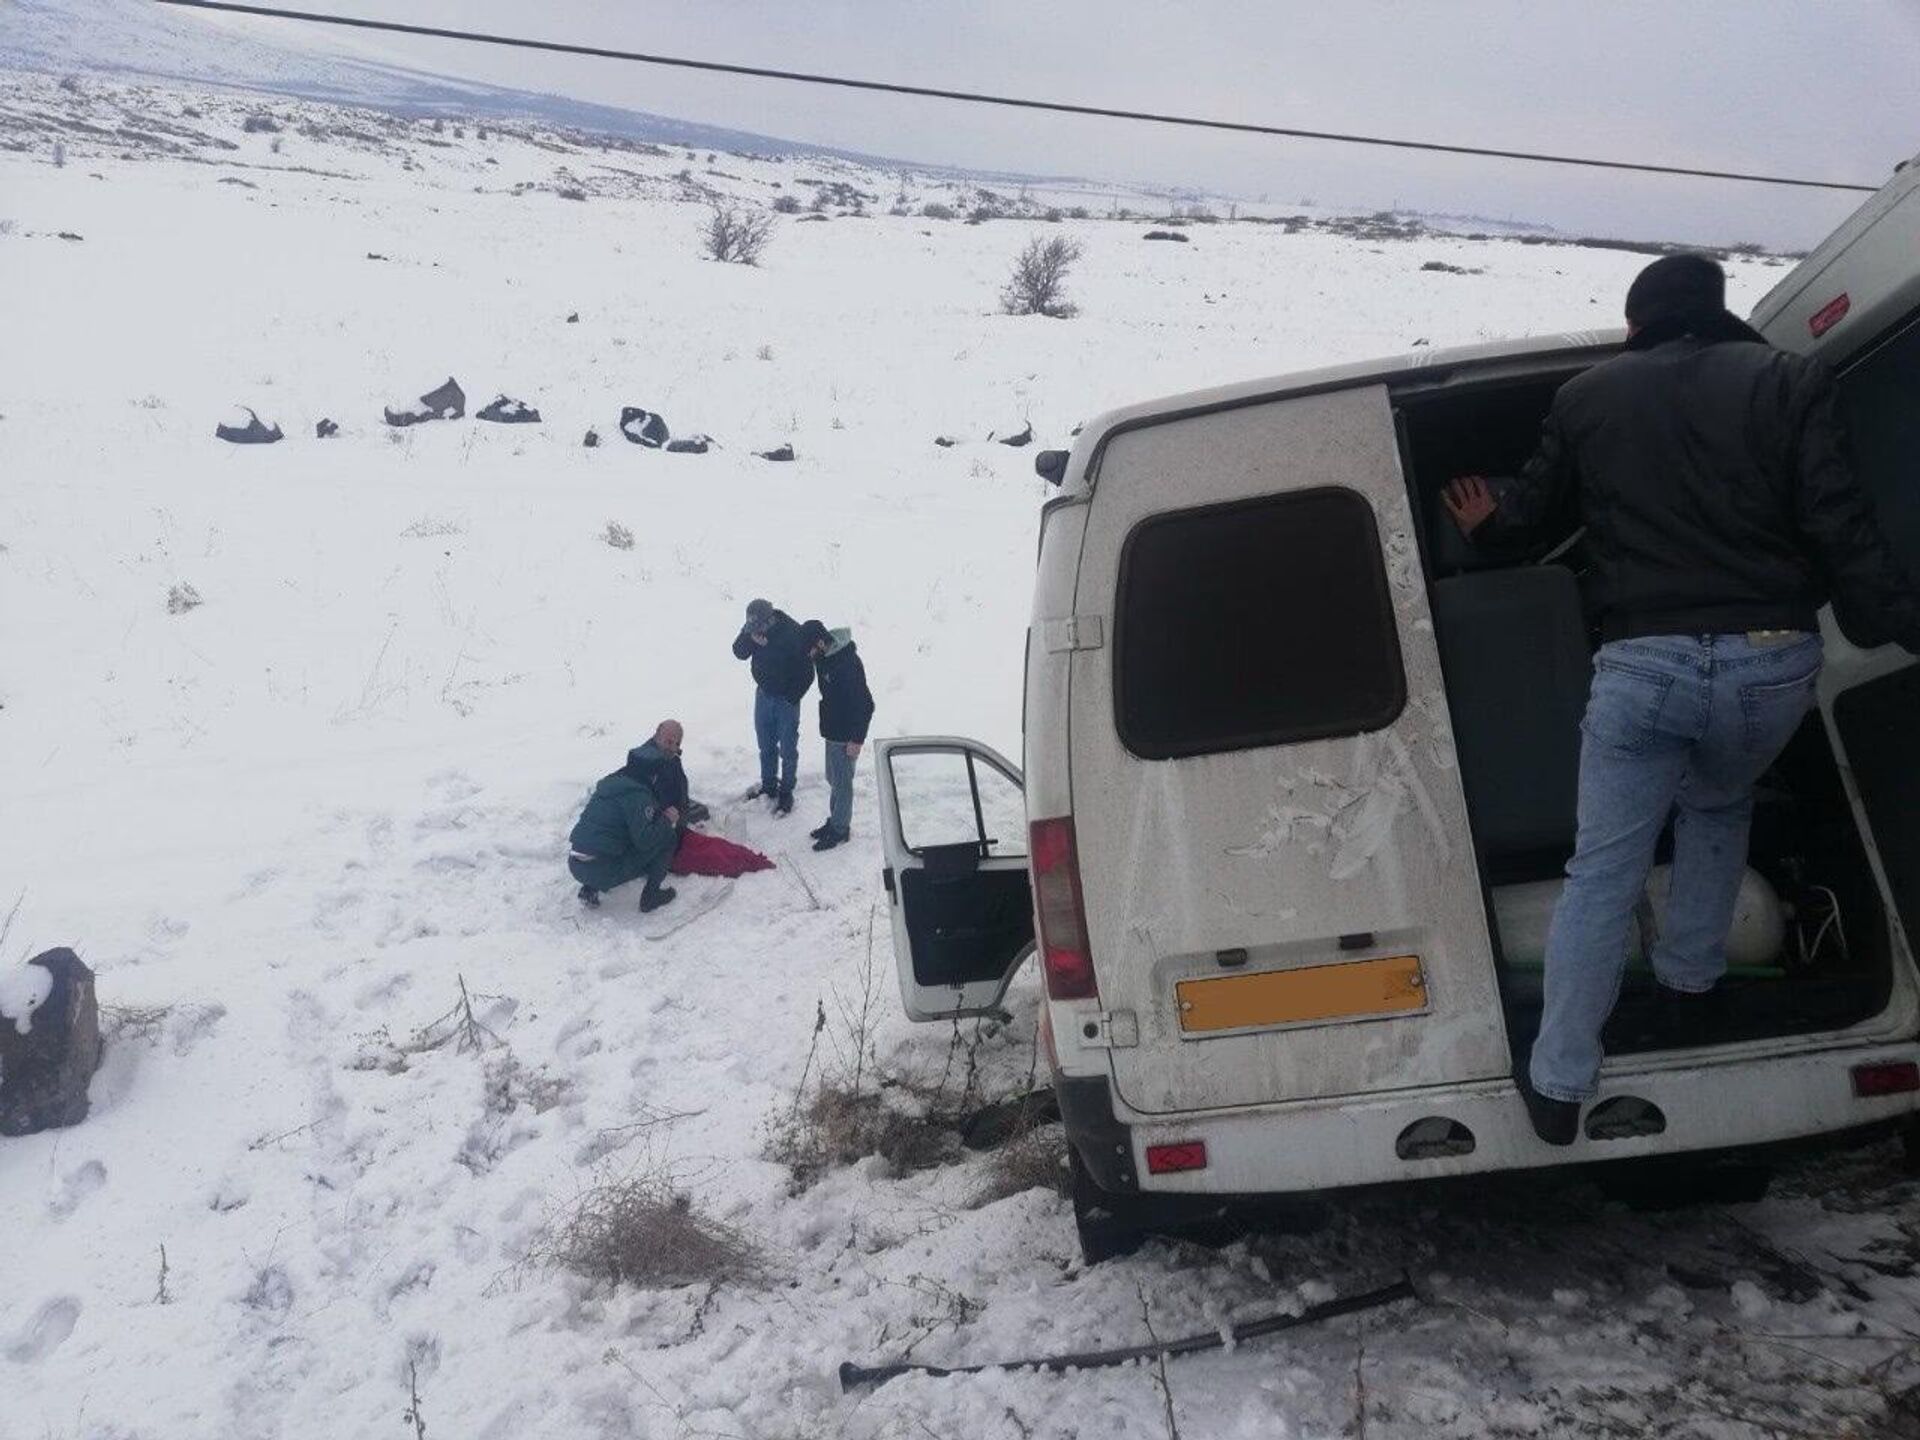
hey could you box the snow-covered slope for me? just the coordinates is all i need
[8,67,1909,1440]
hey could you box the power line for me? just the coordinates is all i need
[151,0,1881,195]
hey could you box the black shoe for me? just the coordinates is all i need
[684,800,711,825]
[639,886,677,913]
[773,789,794,816]
[809,821,834,840]
[1517,1073,1580,1147]
[746,782,770,800]
[577,885,601,909]
[811,830,848,852]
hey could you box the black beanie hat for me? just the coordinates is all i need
[1624,253,1726,328]
[798,619,831,650]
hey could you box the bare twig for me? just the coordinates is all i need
[155,1244,171,1305]
[790,999,827,1119]
[1137,1285,1183,1440]
[1353,1327,1368,1440]
[403,1359,428,1439]
[0,888,24,956]
[852,910,877,1097]
[782,854,822,911]
[247,1119,320,1151]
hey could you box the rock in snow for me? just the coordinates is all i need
[476,395,541,424]
[214,407,283,444]
[754,443,795,462]
[314,417,339,438]
[385,376,465,427]
[1143,229,1191,242]
[619,406,669,447]
[0,949,102,1137]
[665,434,712,454]
[994,422,1033,448]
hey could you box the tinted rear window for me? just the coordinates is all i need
[1114,487,1406,759]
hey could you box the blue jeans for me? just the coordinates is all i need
[754,690,800,794]
[823,740,859,837]
[1530,632,1822,1103]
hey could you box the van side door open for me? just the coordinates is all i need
[1751,156,1920,971]
[874,737,1034,1021]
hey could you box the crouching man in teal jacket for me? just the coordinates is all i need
[568,720,683,912]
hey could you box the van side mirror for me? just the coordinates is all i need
[1034,449,1069,486]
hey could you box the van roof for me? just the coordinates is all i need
[1067,328,1624,496]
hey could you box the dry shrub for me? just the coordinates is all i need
[1001,234,1083,318]
[974,1121,1069,1206]
[603,520,635,550]
[768,1085,958,1192]
[166,583,203,614]
[701,201,776,265]
[533,1171,761,1290]
[100,1003,173,1044]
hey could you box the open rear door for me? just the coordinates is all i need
[874,737,1034,1021]
[1752,152,1920,970]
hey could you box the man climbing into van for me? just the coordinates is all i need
[1445,253,1920,1146]
[733,598,813,816]
[569,721,683,913]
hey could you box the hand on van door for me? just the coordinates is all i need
[1443,475,1500,536]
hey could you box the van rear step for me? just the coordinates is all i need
[1586,1096,1667,1141]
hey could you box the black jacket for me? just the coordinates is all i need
[731,609,814,703]
[814,636,875,743]
[622,740,688,813]
[1489,333,1920,650]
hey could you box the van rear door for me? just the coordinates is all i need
[873,737,1033,1020]
[1069,383,1512,1114]
[1752,155,1920,972]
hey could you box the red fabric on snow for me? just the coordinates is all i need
[669,829,775,878]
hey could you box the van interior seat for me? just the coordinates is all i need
[1430,565,1593,874]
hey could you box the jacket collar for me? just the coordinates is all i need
[1626,308,1770,352]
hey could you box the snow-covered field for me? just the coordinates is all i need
[7,69,1920,1440]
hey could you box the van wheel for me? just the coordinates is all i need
[1899,1118,1920,1176]
[1070,1149,1148,1265]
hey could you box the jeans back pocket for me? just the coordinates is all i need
[1739,665,1820,757]
[1583,658,1674,756]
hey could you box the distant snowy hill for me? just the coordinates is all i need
[0,0,877,161]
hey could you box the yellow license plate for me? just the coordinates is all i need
[1176,954,1426,1034]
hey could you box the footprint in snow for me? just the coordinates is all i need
[4,1297,80,1364]
[425,769,483,803]
[49,1159,107,1219]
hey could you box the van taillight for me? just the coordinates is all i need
[1030,816,1097,1000]
[1146,1141,1208,1174]
[1851,1061,1920,1098]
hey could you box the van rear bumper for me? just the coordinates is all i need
[1072,1043,1920,1196]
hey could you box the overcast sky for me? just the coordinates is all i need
[212,0,1919,247]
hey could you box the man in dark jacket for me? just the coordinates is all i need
[799,619,876,852]
[621,719,708,829]
[568,722,683,912]
[732,598,813,816]
[1446,254,1920,1145]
